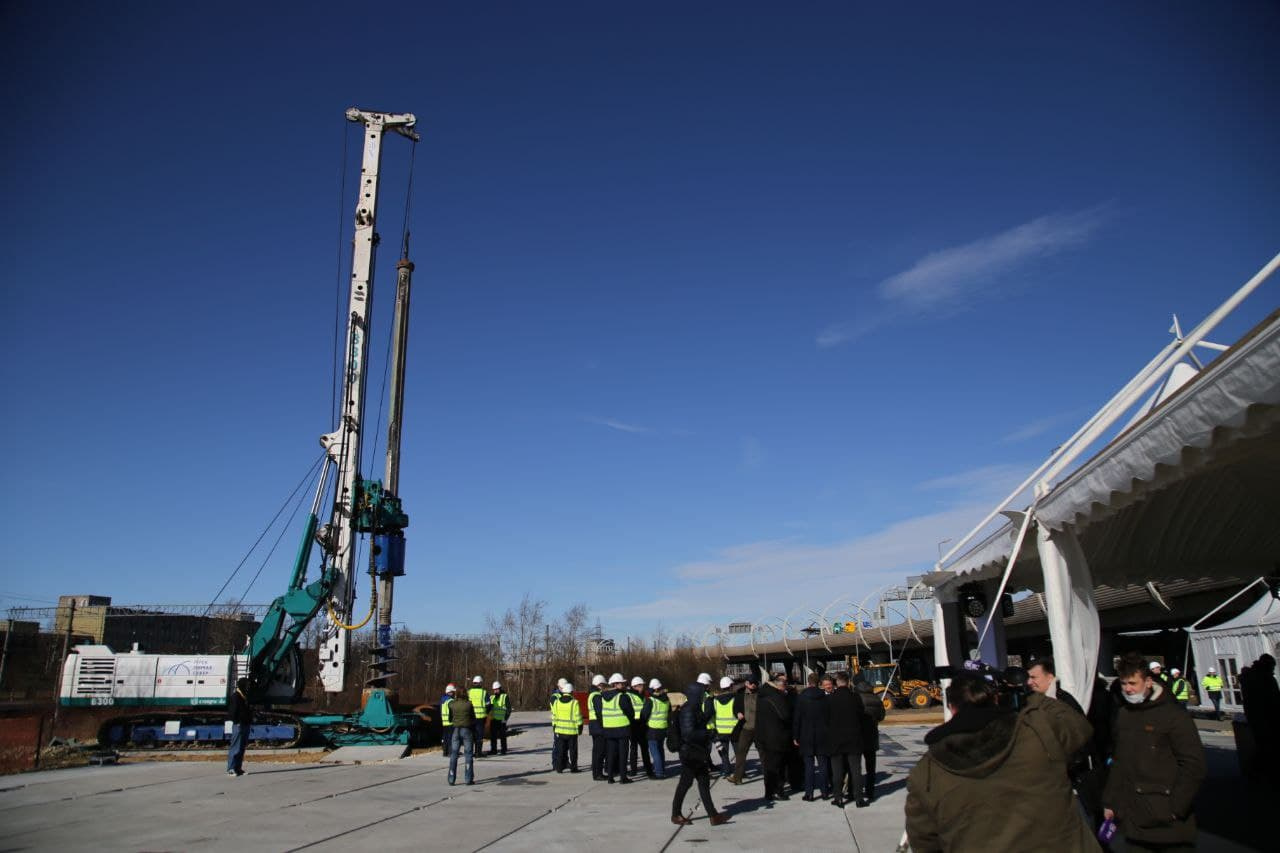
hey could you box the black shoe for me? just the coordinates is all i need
[593,774,605,781]
[570,768,581,773]
[556,768,564,773]
[775,792,790,801]
[619,777,632,784]
[832,798,846,808]
[607,777,616,784]
[856,798,870,808]
[646,772,658,780]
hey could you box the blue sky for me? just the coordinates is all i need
[2,2,1277,643]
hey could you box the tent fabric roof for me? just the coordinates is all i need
[1036,309,1280,533]
[1187,590,1280,637]
[946,309,1280,590]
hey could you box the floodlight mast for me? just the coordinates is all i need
[317,108,419,693]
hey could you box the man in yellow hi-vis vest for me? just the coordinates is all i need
[489,681,511,755]
[550,682,582,772]
[712,676,741,778]
[1201,668,1224,719]
[587,673,607,779]
[594,672,638,783]
[440,682,457,756]
[468,676,490,753]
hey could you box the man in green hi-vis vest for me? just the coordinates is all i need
[1201,668,1224,719]
[489,681,511,755]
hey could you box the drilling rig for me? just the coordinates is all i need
[60,107,423,749]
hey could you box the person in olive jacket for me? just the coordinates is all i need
[906,673,1097,852]
[1103,653,1207,851]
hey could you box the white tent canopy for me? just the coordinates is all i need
[930,253,1279,712]
[1187,589,1280,714]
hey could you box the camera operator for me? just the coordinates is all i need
[905,672,1098,852]
[1026,657,1106,838]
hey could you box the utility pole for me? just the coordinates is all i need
[0,625,11,694]
[52,599,75,728]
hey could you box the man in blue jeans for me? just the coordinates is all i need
[448,686,477,785]
[226,678,252,777]
[643,678,671,778]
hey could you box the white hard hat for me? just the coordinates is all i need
[609,672,625,684]
[445,683,456,693]
[649,678,662,690]
[1207,667,1216,674]
[473,675,483,683]
[492,681,502,690]
[719,676,733,689]
[1170,668,1181,676]
[630,676,644,687]
[557,677,569,687]
[563,683,574,693]
[697,672,712,685]
[1148,661,1161,670]
[592,674,606,686]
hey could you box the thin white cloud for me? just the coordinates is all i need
[915,463,1030,497]
[600,499,1006,632]
[818,207,1107,348]
[1000,412,1077,444]
[585,416,650,434]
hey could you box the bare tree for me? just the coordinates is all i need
[484,593,547,709]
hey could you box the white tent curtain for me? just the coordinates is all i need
[1187,592,1280,713]
[1038,524,1100,712]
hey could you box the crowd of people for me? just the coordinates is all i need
[436,676,511,785]
[433,667,885,824]
[905,653,1210,853]
[422,651,1272,847]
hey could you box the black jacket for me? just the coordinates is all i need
[792,685,829,755]
[825,685,865,754]
[228,688,252,727]
[1102,682,1206,845]
[753,683,793,751]
[679,683,714,761]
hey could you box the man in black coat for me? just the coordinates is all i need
[225,678,252,777]
[670,676,729,826]
[853,678,885,801]
[826,672,866,807]
[753,671,794,800]
[792,672,830,800]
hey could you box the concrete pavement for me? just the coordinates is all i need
[0,711,925,852]
[0,711,1263,851]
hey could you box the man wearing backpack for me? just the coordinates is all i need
[671,673,729,826]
